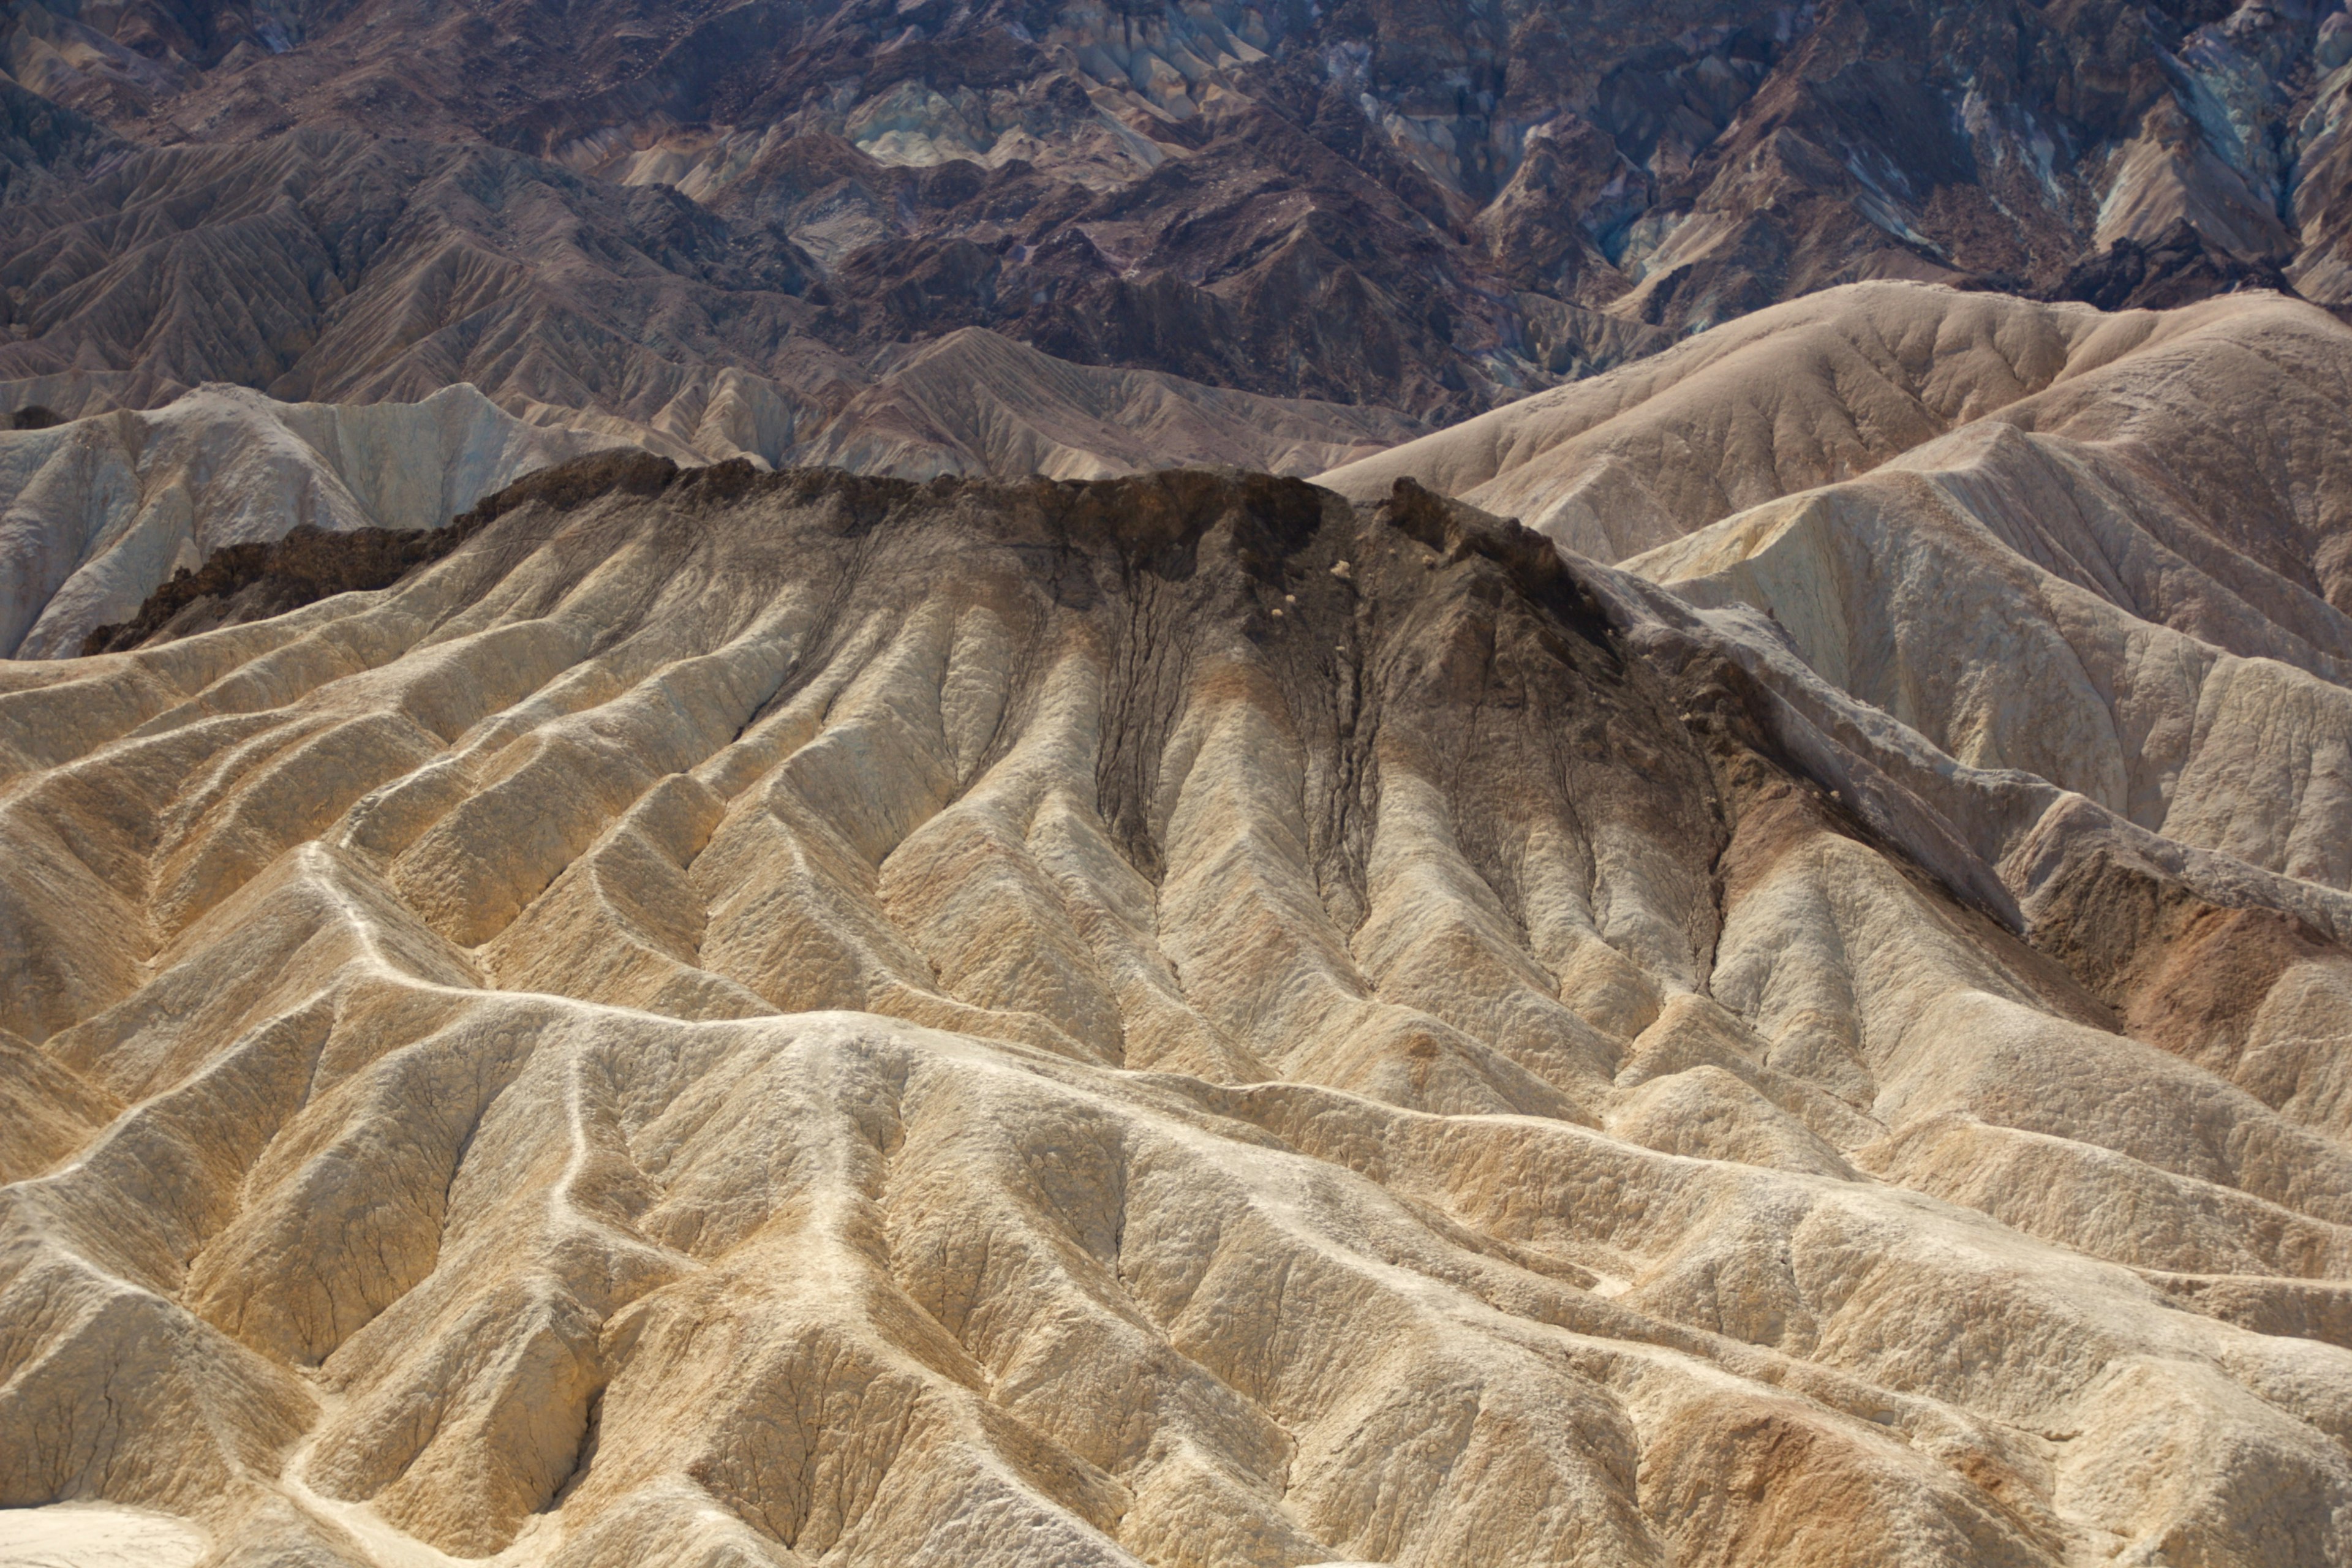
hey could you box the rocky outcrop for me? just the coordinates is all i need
[1332,284,2352,1318]
[0,382,606,659]
[0,342,1420,663]
[3,457,2350,1566]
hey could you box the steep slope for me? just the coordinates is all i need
[1327,281,2352,1213]
[0,382,607,659]
[3,461,2350,1566]
[1330,281,2352,908]
[0,356,1423,669]
[0,125,1425,481]
[0,127,839,429]
[1322,279,2098,554]
[1621,314,2352,854]
[1321,281,2352,573]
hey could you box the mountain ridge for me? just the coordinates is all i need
[8,4,2352,1564]
[9,0,2352,437]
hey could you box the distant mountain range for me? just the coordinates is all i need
[4,0,2350,449]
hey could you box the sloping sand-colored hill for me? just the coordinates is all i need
[4,443,2351,1564]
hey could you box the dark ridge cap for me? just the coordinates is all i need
[80,448,702,655]
[496,453,1336,569]
[2039,220,2302,313]
[468,447,685,522]
[79,518,487,655]
[77,448,667,655]
[78,458,1507,659]
[1374,475,1619,661]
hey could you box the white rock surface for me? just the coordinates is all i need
[0,1504,208,1568]
[1316,282,2348,567]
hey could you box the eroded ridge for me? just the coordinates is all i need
[3,461,2350,1567]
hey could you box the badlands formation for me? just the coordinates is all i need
[6,277,2352,1566]
[1320,281,2352,918]
[0,350,1415,665]
[9,0,2352,1555]
[0,383,605,662]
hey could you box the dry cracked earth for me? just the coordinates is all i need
[6,279,2352,1566]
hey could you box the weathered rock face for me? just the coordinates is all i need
[0,349,1417,669]
[6,0,2352,431]
[4,457,2351,1566]
[7,3,2352,1559]
[1330,281,2352,618]
[0,120,1425,481]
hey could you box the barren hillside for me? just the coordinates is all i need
[2,447,2350,1565]
[7,0,2352,1551]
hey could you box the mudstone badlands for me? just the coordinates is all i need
[8,2,2352,1567]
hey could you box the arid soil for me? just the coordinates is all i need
[6,4,2352,1561]
[4,435,2352,1563]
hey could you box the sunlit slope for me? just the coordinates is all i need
[2,464,2348,1566]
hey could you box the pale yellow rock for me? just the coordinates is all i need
[0,1502,209,1568]
[2,333,2350,1568]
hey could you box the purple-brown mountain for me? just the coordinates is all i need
[2,0,2350,445]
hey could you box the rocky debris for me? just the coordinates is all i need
[3,449,2351,1564]
[2046,219,2302,311]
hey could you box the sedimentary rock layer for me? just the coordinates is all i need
[1328,282,2352,941]
[0,123,1425,474]
[2,460,2348,1566]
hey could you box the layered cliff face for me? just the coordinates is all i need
[5,432,2352,1565]
[5,0,2352,435]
